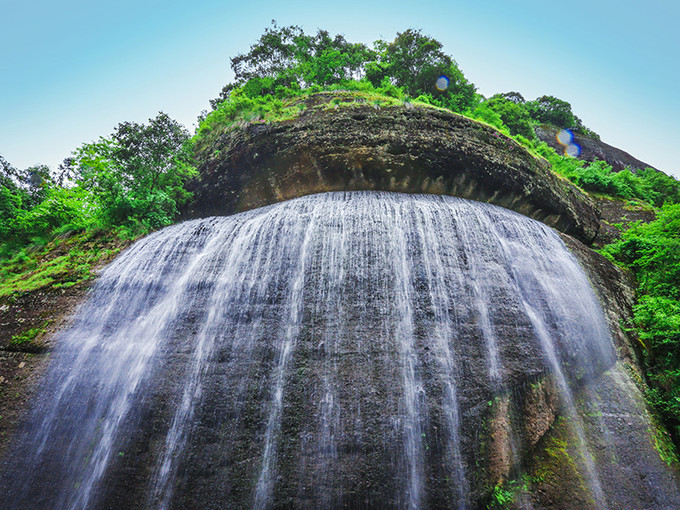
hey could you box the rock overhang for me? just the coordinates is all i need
[188,93,601,244]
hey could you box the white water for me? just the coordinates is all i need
[2,191,616,509]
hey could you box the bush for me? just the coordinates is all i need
[601,204,680,445]
[483,95,534,138]
[535,142,680,206]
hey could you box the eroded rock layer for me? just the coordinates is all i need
[189,93,601,244]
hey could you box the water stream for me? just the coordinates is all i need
[1,191,616,509]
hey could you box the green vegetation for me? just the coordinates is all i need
[212,24,476,114]
[489,480,527,509]
[199,22,599,150]
[2,21,680,462]
[530,142,680,206]
[0,230,126,300]
[600,205,680,448]
[62,112,196,233]
[8,322,51,353]
[1,113,195,261]
[197,79,440,144]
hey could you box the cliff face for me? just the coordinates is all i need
[536,125,656,173]
[189,92,601,244]
[5,193,679,510]
[3,95,679,508]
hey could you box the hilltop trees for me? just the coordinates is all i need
[473,92,599,139]
[525,95,599,138]
[211,23,477,114]
[482,94,534,138]
[0,113,195,255]
[211,23,377,108]
[209,23,603,142]
[365,29,476,112]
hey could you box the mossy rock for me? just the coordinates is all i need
[188,92,601,244]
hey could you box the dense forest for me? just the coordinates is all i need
[2,23,679,459]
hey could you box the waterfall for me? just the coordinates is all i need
[1,191,618,509]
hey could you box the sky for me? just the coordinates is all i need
[1,0,679,178]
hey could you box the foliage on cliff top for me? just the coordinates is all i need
[196,80,419,142]
[197,23,599,153]
[212,24,477,114]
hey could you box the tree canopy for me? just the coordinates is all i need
[68,112,196,230]
[211,23,477,114]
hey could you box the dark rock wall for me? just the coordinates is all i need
[189,93,601,244]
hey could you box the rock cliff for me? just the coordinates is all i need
[2,94,679,509]
[188,92,601,244]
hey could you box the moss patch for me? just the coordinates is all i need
[0,230,130,301]
[7,321,52,353]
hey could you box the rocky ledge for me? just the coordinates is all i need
[188,93,601,244]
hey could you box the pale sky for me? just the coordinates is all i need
[2,0,678,178]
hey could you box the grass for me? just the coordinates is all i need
[195,80,550,173]
[8,322,52,352]
[0,230,129,301]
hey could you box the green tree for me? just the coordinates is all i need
[212,23,375,108]
[0,156,26,243]
[497,91,526,104]
[526,95,577,128]
[210,24,476,114]
[1,155,91,249]
[372,29,476,112]
[484,95,534,138]
[525,95,598,138]
[71,112,196,231]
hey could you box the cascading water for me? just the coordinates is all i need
[2,191,622,509]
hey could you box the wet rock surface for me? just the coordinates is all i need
[561,232,641,370]
[4,193,678,509]
[188,92,601,244]
[523,366,680,510]
[0,285,94,460]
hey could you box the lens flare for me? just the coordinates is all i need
[556,129,573,146]
[435,75,450,91]
[566,143,581,157]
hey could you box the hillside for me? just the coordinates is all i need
[1,24,680,509]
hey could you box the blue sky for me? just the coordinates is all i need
[2,0,679,177]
